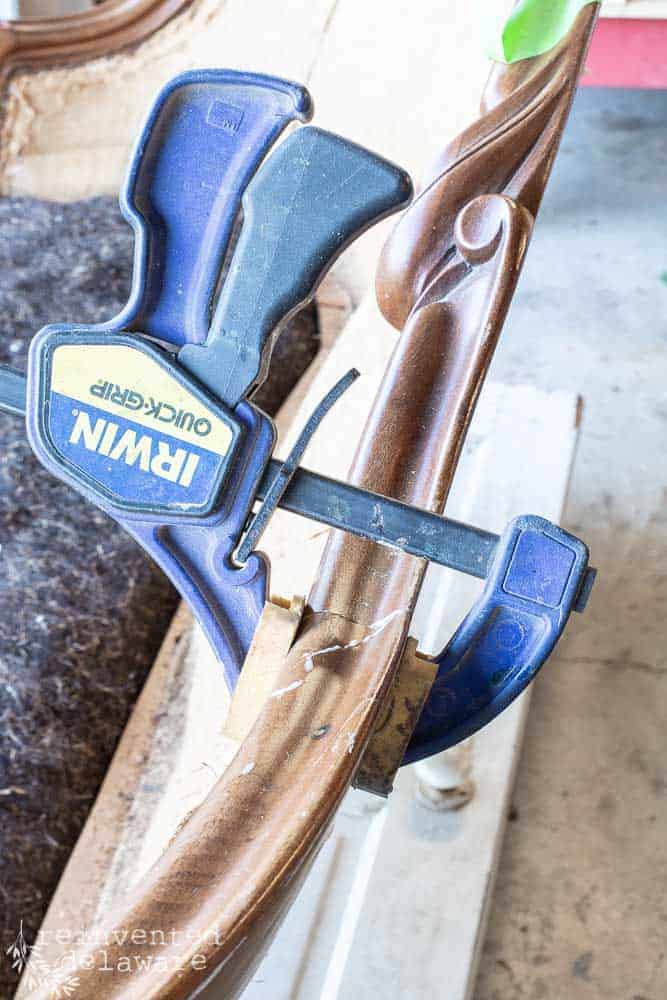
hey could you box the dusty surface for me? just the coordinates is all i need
[0,196,316,998]
[0,197,178,999]
[474,87,667,1000]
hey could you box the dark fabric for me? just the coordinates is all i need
[0,196,317,997]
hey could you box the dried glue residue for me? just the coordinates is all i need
[301,608,408,674]
[271,679,303,699]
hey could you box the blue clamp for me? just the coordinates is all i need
[14,68,596,768]
[26,69,413,691]
[404,516,594,764]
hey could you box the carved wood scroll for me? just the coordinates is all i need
[30,5,599,998]
[0,0,192,82]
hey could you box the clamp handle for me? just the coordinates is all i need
[26,326,276,690]
[110,69,312,347]
[403,516,593,765]
[122,401,275,691]
[179,127,412,405]
[25,74,412,690]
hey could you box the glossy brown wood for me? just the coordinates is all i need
[31,6,599,998]
[0,0,192,82]
[377,4,599,328]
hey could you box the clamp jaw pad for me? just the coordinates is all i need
[404,516,593,764]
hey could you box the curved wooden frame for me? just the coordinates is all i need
[24,5,600,998]
[0,0,192,81]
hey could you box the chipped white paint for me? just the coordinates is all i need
[302,644,347,669]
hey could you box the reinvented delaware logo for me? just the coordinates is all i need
[6,922,80,997]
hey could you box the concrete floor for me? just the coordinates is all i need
[474,88,667,1000]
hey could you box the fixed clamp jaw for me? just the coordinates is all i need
[9,68,596,764]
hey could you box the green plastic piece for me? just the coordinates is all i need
[488,0,596,64]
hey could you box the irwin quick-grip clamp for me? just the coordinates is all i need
[0,69,595,769]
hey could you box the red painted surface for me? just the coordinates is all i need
[582,18,667,89]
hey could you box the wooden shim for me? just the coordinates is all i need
[353,638,437,799]
[223,596,305,744]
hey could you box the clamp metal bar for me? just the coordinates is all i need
[0,360,497,579]
[0,364,27,417]
[0,360,497,580]
[0,361,594,602]
[256,458,498,580]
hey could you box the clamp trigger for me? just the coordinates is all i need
[236,368,360,564]
[110,69,312,347]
